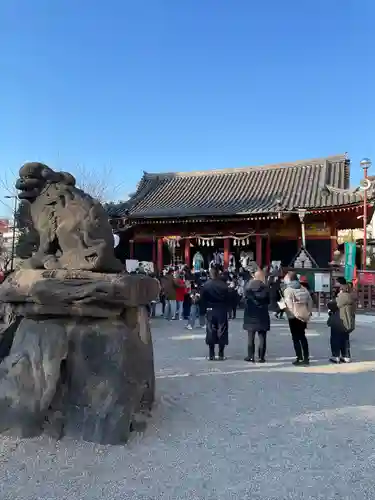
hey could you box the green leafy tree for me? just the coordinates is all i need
[15,200,39,259]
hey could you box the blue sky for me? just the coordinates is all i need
[0,0,374,215]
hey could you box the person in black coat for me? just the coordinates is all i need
[269,276,285,319]
[200,266,230,361]
[243,270,271,363]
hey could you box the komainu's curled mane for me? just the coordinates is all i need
[16,162,123,273]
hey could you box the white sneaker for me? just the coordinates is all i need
[329,356,340,364]
[340,357,351,363]
[186,325,193,330]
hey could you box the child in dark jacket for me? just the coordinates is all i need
[186,286,201,329]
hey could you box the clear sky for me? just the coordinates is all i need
[0,0,374,216]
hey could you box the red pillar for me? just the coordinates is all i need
[157,238,163,272]
[152,237,156,267]
[223,238,230,269]
[256,234,262,268]
[184,238,190,267]
[129,240,134,259]
[266,235,271,267]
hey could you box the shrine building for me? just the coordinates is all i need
[109,154,374,271]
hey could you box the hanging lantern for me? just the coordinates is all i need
[198,239,201,246]
[233,239,237,246]
[211,239,214,246]
[202,240,205,246]
[242,239,245,246]
[246,237,249,245]
[176,239,180,247]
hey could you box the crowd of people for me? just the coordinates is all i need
[149,266,243,327]
[139,264,356,365]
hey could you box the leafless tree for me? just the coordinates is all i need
[0,167,17,216]
[0,162,125,207]
[0,241,12,271]
[71,164,124,203]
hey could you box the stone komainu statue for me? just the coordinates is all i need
[16,162,123,272]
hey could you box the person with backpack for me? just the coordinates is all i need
[327,279,356,363]
[283,271,313,366]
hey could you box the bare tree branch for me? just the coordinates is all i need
[71,164,124,203]
[0,198,13,213]
[0,167,17,198]
[0,240,12,271]
[1,162,124,208]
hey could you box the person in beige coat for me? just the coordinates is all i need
[283,271,313,366]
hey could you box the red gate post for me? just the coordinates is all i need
[157,238,163,272]
[256,234,262,268]
[184,238,190,267]
[224,238,230,270]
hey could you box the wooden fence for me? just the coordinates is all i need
[317,286,375,311]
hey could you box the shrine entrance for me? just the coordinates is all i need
[184,234,265,272]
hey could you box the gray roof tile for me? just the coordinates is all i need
[111,154,372,218]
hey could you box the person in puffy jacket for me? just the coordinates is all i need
[283,271,313,366]
[174,273,186,320]
[327,279,356,363]
[200,266,229,361]
[160,269,184,320]
[243,270,270,363]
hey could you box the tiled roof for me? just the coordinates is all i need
[112,154,373,219]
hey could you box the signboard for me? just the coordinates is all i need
[358,271,375,286]
[305,223,330,237]
[125,259,139,273]
[314,273,331,293]
[125,260,154,274]
[344,242,356,282]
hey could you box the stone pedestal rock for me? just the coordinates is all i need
[0,270,158,445]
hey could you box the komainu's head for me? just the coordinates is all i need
[16,162,76,202]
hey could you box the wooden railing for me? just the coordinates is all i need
[315,287,375,311]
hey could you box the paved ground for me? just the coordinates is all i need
[1,312,375,499]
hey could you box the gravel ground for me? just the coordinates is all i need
[1,313,375,499]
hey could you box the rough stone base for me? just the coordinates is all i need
[0,318,67,438]
[0,270,157,445]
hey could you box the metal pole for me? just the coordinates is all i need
[318,291,321,316]
[10,196,17,271]
[363,167,368,270]
[301,221,306,248]
[360,158,372,271]
[298,209,307,248]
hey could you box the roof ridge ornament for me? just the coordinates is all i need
[322,185,361,196]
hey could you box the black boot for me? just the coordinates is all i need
[208,345,215,361]
[292,358,303,365]
[218,347,225,361]
[244,345,255,362]
[258,347,266,363]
